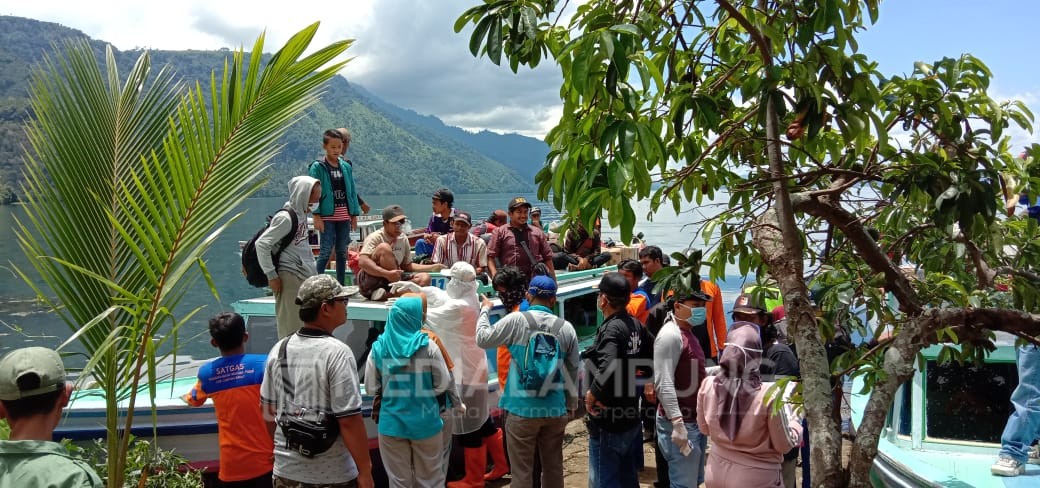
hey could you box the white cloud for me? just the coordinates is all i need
[0,0,564,137]
[989,86,1040,151]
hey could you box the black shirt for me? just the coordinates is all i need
[584,311,651,432]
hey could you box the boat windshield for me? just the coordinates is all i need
[925,360,1016,444]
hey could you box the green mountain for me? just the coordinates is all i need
[352,84,548,183]
[0,16,550,202]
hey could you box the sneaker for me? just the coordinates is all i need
[370,288,387,301]
[1030,446,1040,465]
[992,456,1025,477]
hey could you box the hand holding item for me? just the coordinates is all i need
[480,294,493,310]
[389,281,422,294]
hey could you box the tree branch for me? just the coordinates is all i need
[715,0,772,67]
[992,266,1040,282]
[958,235,995,289]
[885,223,936,257]
[792,192,923,314]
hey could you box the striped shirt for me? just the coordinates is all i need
[433,233,488,269]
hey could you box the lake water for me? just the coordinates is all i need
[0,192,750,362]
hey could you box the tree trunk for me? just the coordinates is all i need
[847,322,920,486]
[753,207,847,487]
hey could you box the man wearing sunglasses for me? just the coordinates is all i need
[357,205,444,301]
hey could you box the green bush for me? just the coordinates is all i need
[71,437,204,488]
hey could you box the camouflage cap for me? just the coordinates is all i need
[296,275,354,309]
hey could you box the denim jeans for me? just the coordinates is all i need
[999,345,1040,463]
[655,415,706,488]
[587,421,641,488]
[316,220,350,284]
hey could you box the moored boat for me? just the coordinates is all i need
[54,266,613,480]
[849,331,1036,487]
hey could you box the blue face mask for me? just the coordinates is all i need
[677,302,708,326]
[689,306,708,326]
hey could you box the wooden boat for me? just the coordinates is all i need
[54,266,613,481]
[849,331,1036,486]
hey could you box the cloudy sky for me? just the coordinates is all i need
[0,0,1037,147]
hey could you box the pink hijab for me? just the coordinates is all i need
[713,323,764,440]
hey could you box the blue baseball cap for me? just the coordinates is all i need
[528,275,557,298]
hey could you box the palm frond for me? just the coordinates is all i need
[15,23,351,487]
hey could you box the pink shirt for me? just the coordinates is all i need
[696,379,802,470]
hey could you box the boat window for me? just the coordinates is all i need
[925,360,1016,443]
[561,293,599,335]
[244,316,279,355]
[897,380,912,436]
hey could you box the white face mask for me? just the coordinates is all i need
[724,342,763,371]
[308,202,319,212]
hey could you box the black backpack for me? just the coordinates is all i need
[241,209,299,287]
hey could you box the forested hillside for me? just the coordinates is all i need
[0,16,549,201]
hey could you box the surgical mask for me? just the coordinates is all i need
[675,302,707,326]
[689,307,707,326]
[308,202,319,212]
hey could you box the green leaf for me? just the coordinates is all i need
[15,26,350,487]
[470,15,495,57]
[487,16,503,65]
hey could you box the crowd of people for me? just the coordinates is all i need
[3,125,1032,488]
[0,127,803,488]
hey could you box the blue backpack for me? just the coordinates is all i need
[518,312,564,396]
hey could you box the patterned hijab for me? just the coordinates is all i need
[714,323,764,440]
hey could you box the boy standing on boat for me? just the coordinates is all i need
[261,274,373,488]
[357,205,444,301]
[183,312,274,487]
[991,343,1040,477]
[0,347,103,487]
[334,128,371,217]
[256,175,322,339]
[310,129,364,285]
[431,211,488,276]
[487,196,555,283]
